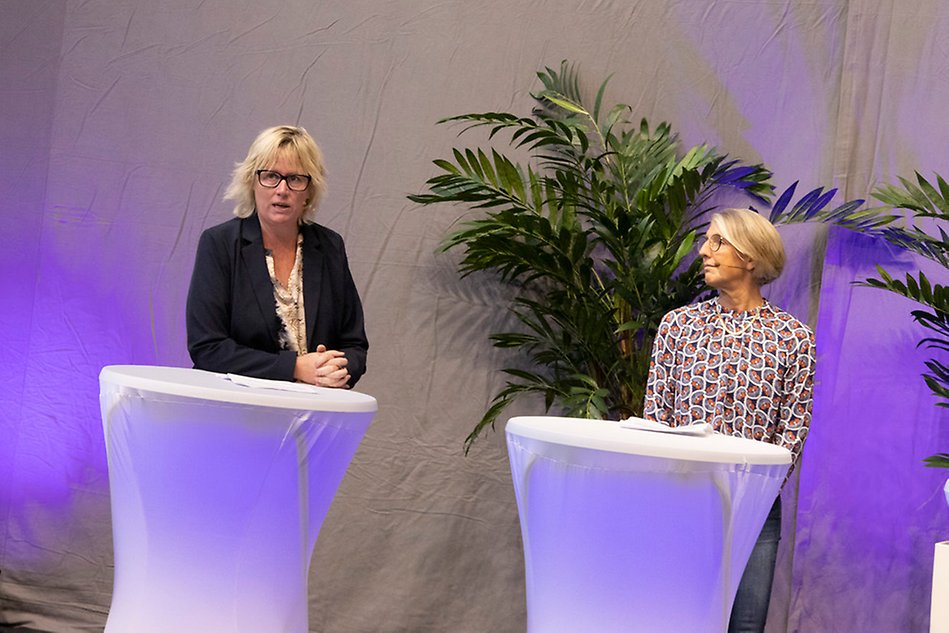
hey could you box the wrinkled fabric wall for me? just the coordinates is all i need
[1,1,947,632]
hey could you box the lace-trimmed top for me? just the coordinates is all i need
[264,233,307,354]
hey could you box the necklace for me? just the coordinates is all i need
[717,303,762,336]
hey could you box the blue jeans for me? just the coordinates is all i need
[728,496,782,633]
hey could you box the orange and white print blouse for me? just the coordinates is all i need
[643,298,816,466]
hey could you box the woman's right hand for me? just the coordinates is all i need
[294,345,350,387]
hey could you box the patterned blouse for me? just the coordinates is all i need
[643,298,815,466]
[264,233,307,355]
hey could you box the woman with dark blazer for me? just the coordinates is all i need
[186,125,368,387]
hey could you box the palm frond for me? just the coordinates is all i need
[858,268,949,414]
[767,182,889,235]
[873,172,949,217]
[923,454,949,468]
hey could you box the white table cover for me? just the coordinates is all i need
[99,365,377,633]
[506,416,791,633]
[933,541,949,633]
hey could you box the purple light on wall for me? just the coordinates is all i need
[0,2,68,512]
[793,226,949,631]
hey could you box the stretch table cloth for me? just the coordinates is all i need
[506,416,791,633]
[99,365,377,633]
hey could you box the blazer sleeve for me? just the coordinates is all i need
[186,226,298,380]
[316,230,369,388]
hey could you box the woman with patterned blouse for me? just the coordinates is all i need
[644,208,815,633]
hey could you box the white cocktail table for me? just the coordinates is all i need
[506,416,791,633]
[99,365,377,633]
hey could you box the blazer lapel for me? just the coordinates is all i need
[240,215,280,341]
[301,225,324,351]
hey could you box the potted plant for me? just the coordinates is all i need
[410,62,782,451]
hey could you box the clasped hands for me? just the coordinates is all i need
[294,344,349,388]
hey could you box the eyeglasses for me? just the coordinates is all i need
[256,170,311,192]
[703,233,747,259]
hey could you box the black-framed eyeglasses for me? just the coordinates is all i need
[256,170,311,192]
[704,233,747,259]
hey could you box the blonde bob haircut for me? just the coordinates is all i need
[710,208,786,285]
[224,125,327,224]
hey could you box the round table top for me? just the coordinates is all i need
[100,365,377,413]
[506,416,791,465]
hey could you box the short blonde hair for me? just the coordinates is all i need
[223,125,327,223]
[711,208,786,285]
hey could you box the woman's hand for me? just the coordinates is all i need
[294,345,350,387]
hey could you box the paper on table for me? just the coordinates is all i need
[225,373,321,394]
[618,418,713,436]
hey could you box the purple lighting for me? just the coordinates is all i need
[2,1,948,631]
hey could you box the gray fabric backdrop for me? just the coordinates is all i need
[1,1,947,631]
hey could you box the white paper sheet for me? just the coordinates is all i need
[225,373,322,394]
[618,418,713,436]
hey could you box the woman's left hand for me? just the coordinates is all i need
[294,345,350,387]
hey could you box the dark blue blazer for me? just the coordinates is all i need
[186,213,368,386]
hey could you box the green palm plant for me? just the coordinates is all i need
[860,173,949,468]
[409,62,775,451]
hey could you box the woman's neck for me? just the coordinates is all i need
[718,286,765,312]
[261,221,299,252]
